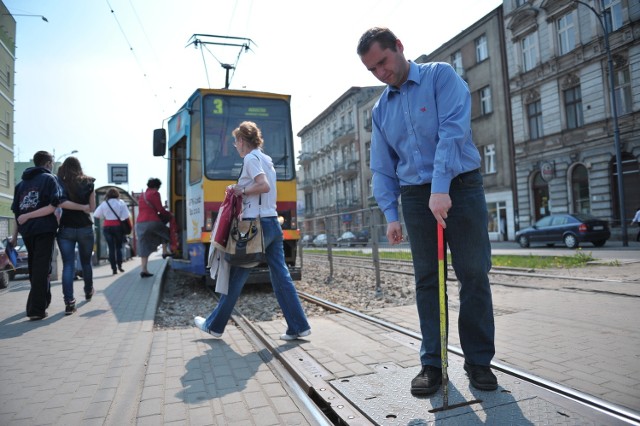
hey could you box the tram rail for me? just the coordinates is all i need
[203,276,640,425]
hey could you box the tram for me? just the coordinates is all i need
[152,88,301,283]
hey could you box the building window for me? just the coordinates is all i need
[602,0,623,32]
[557,13,576,55]
[527,100,543,140]
[521,33,538,72]
[614,67,632,115]
[450,50,463,77]
[475,35,488,62]
[480,86,492,115]
[484,144,496,174]
[571,164,591,214]
[564,86,584,129]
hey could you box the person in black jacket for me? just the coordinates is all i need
[11,151,88,320]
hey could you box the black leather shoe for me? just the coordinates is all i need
[118,266,125,272]
[140,272,153,278]
[410,365,442,396]
[464,362,498,390]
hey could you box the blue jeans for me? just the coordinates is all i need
[57,226,94,304]
[205,216,310,335]
[103,226,124,271]
[400,170,495,367]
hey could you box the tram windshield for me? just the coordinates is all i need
[202,94,295,181]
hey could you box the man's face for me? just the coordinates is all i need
[360,39,408,88]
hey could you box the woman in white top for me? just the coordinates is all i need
[93,187,130,274]
[194,121,311,341]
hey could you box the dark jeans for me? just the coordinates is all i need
[22,232,56,317]
[400,170,495,367]
[57,226,94,303]
[103,226,124,271]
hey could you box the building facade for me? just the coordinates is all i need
[297,86,383,239]
[504,0,640,233]
[418,6,516,241]
[0,2,15,239]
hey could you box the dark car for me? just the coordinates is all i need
[515,213,610,249]
[337,231,369,247]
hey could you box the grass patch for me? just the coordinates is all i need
[304,248,595,269]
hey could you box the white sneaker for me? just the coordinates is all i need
[280,329,311,341]
[194,316,222,338]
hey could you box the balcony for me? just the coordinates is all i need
[298,152,314,165]
[332,124,356,146]
[334,158,359,178]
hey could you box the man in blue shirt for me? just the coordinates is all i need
[358,27,497,395]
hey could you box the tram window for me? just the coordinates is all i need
[202,94,294,181]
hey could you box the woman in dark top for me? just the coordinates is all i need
[56,157,96,315]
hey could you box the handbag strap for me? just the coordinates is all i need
[238,153,262,217]
[105,199,122,221]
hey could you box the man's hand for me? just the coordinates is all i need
[429,193,452,229]
[386,221,404,245]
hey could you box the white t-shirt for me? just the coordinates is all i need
[93,198,130,220]
[238,149,277,218]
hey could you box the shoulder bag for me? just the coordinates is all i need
[143,191,171,224]
[106,199,132,235]
[224,156,265,267]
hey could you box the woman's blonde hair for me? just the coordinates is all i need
[232,121,264,149]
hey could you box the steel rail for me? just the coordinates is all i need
[297,290,640,425]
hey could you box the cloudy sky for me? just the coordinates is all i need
[6,0,501,193]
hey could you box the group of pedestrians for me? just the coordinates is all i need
[11,149,173,319]
[12,151,95,318]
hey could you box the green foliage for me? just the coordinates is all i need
[304,248,596,269]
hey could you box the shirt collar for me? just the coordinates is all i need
[385,61,420,98]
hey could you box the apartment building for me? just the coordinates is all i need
[417,6,515,241]
[297,86,383,238]
[0,2,15,238]
[504,0,640,232]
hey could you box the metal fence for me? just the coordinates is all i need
[299,206,414,294]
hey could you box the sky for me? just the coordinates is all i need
[5,0,502,195]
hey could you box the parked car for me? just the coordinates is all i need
[337,231,369,247]
[515,213,610,249]
[301,234,315,247]
[312,234,336,247]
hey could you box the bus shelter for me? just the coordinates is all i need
[94,186,138,263]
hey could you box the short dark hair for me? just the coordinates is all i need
[106,187,120,199]
[147,178,162,189]
[357,27,398,56]
[33,151,53,167]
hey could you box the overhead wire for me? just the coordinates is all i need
[126,0,177,107]
[104,0,165,113]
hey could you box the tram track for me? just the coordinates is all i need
[202,279,640,425]
[303,252,640,291]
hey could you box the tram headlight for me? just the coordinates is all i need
[277,216,285,226]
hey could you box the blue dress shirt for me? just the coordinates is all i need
[370,61,481,223]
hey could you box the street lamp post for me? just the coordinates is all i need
[4,14,49,22]
[575,0,627,246]
[53,149,78,171]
